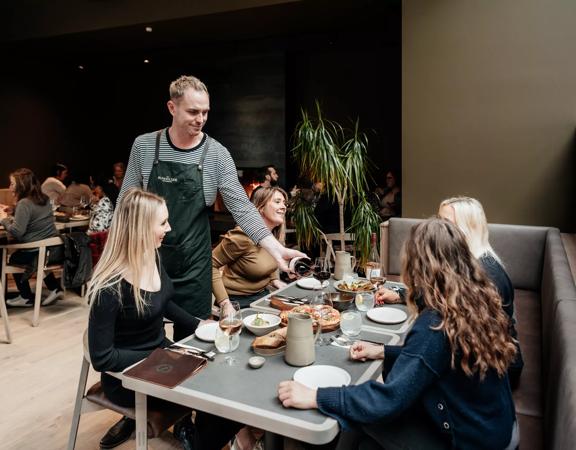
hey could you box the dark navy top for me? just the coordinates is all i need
[316,309,516,450]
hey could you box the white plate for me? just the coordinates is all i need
[70,215,89,221]
[367,307,407,325]
[296,278,322,290]
[293,365,351,389]
[194,322,219,342]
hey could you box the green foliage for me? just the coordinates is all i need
[291,195,321,251]
[350,195,381,265]
[291,101,379,265]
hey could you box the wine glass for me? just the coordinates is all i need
[79,196,89,213]
[215,301,242,365]
[313,256,332,291]
[366,261,387,289]
[309,292,333,346]
[339,308,362,344]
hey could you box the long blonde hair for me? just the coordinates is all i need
[402,218,516,379]
[251,186,287,243]
[87,188,166,315]
[439,196,500,262]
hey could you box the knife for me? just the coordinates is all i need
[169,343,216,361]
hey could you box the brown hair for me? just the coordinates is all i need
[251,186,287,243]
[402,218,516,379]
[10,168,48,206]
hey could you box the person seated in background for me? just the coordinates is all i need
[87,188,230,449]
[41,162,68,204]
[59,172,93,211]
[250,164,279,200]
[109,161,125,189]
[278,218,519,450]
[438,196,524,389]
[88,176,116,233]
[0,168,64,307]
[212,187,288,310]
[377,169,401,221]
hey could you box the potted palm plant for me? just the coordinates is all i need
[291,101,381,274]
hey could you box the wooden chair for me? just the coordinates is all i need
[0,236,64,327]
[321,233,357,259]
[0,278,11,343]
[67,331,189,450]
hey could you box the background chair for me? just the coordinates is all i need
[0,236,64,327]
[67,331,189,449]
[0,279,11,343]
[321,232,357,259]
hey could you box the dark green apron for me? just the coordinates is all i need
[147,129,212,328]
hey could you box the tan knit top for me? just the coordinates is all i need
[212,226,279,304]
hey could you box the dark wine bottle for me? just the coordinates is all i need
[289,257,313,276]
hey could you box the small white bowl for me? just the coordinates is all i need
[243,313,281,336]
[248,356,266,369]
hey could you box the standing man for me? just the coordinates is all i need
[250,164,279,200]
[120,75,303,339]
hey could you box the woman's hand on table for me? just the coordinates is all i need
[271,279,287,290]
[278,381,318,409]
[350,341,385,362]
[375,287,401,305]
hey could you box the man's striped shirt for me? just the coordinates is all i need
[119,129,270,244]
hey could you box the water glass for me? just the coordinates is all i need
[355,293,375,312]
[339,309,362,343]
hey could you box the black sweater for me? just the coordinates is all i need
[88,264,200,373]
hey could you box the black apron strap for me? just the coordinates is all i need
[154,129,164,165]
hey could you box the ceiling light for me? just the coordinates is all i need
[144,59,150,64]
[145,26,153,33]
[78,65,84,70]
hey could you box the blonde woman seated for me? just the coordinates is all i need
[87,189,216,449]
[279,218,519,450]
[212,187,288,310]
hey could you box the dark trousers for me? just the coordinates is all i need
[8,246,63,299]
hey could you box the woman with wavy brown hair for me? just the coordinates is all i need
[278,218,519,450]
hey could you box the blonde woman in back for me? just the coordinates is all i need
[87,188,211,449]
[438,196,523,389]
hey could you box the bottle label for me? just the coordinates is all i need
[366,267,381,279]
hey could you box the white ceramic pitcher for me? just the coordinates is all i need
[333,251,357,280]
[284,313,321,367]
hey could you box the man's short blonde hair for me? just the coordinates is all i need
[169,75,209,100]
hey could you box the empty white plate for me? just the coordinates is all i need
[367,307,408,325]
[293,365,351,389]
[194,322,219,342]
[296,278,322,290]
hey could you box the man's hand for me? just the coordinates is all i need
[277,381,318,409]
[375,287,401,305]
[260,235,306,272]
[350,341,385,362]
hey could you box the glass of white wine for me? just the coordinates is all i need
[215,301,242,365]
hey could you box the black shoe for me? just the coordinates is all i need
[100,417,135,449]
[173,416,196,450]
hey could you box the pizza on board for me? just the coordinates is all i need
[279,305,341,331]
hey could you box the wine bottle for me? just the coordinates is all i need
[288,257,313,276]
[365,233,384,284]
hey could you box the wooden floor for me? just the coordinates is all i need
[0,292,182,450]
[1,233,575,450]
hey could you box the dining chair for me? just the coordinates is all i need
[321,233,357,259]
[0,278,11,343]
[67,331,190,450]
[0,235,64,327]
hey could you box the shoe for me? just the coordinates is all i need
[100,417,135,449]
[6,296,34,308]
[42,288,63,306]
[173,417,196,450]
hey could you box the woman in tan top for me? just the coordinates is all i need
[212,187,288,309]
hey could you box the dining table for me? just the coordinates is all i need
[121,277,414,450]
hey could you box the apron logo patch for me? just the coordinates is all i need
[157,176,178,183]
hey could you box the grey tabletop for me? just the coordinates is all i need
[251,278,414,335]
[122,322,385,445]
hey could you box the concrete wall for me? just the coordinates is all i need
[403,0,576,231]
